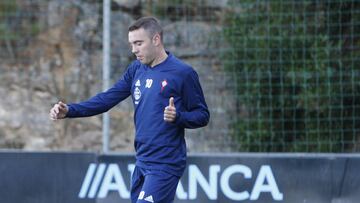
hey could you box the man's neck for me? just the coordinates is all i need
[150,49,168,67]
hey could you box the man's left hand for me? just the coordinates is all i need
[164,97,176,122]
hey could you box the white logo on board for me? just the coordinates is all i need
[78,163,283,201]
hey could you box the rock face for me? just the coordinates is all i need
[0,0,235,152]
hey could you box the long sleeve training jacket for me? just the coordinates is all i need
[67,52,210,176]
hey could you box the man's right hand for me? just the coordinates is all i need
[49,101,68,120]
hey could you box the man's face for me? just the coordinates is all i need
[128,28,156,65]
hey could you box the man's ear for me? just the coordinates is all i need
[152,33,161,46]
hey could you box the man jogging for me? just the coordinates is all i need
[49,16,209,203]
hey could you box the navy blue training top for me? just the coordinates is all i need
[66,52,210,177]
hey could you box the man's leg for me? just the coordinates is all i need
[136,170,179,203]
[130,166,145,203]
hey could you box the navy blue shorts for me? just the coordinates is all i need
[131,166,180,203]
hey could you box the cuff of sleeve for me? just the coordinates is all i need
[175,111,182,126]
[65,104,75,118]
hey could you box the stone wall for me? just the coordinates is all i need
[0,0,235,152]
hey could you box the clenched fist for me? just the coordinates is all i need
[49,101,68,120]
